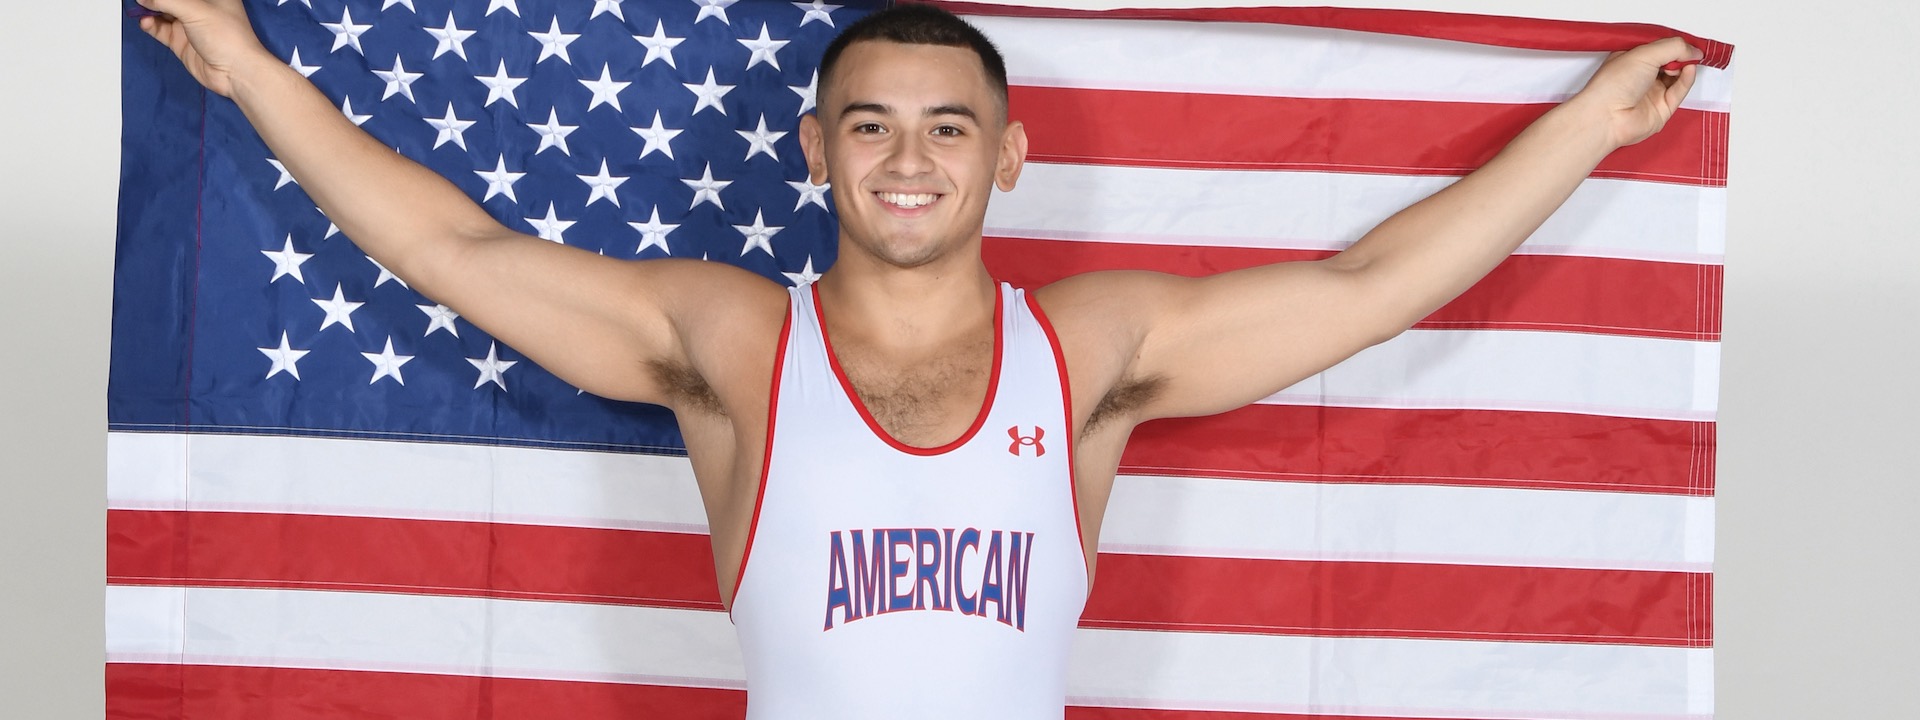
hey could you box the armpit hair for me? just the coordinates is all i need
[648,359,725,417]
[1085,374,1165,434]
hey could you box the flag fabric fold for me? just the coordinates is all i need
[108,1,1729,717]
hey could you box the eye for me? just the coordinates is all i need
[932,125,964,137]
[852,122,885,134]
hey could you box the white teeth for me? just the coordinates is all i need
[878,192,936,208]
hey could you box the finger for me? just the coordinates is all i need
[1662,63,1699,109]
[1631,36,1703,68]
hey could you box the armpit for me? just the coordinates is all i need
[648,358,726,417]
[1085,374,1165,434]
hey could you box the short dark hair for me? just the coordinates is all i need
[816,3,1009,120]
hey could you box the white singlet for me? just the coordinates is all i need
[729,281,1091,718]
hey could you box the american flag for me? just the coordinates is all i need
[107,1,1732,718]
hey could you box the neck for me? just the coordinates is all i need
[814,239,997,353]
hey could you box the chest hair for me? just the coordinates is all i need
[839,338,993,445]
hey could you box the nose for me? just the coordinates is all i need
[881,132,933,177]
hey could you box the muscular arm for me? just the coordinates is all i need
[138,0,775,405]
[1051,38,1704,423]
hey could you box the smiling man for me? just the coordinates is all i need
[135,0,1702,716]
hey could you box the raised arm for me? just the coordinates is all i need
[134,0,778,406]
[1047,37,1704,424]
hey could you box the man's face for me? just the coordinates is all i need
[802,41,1025,270]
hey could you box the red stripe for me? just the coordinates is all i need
[108,510,723,610]
[1122,404,1714,496]
[930,1,1734,69]
[987,237,1722,341]
[106,663,743,720]
[105,663,1524,720]
[109,510,1711,645]
[1012,85,1727,186]
[1084,554,1711,647]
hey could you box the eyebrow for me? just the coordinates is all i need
[839,102,979,122]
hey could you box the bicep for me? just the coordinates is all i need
[1126,258,1399,420]
[419,227,768,404]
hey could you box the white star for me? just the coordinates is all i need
[486,0,519,17]
[788,177,830,211]
[287,47,321,78]
[477,60,527,108]
[258,332,311,381]
[580,65,631,112]
[693,0,739,24]
[633,21,684,68]
[591,0,625,20]
[734,210,782,257]
[530,17,581,65]
[321,8,372,55]
[418,303,460,337]
[629,207,677,255]
[361,337,415,386]
[468,343,518,390]
[782,256,822,286]
[475,156,525,203]
[381,0,416,11]
[528,108,578,155]
[790,69,817,115]
[313,284,365,332]
[266,157,296,189]
[277,0,312,7]
[426,103,475,150]
[737,114,786,161]
[738,24,789,71]
[632,111,682,160]
[317,206,339,238]
[423,12,476,60]
[579,160,628,208]
[340,96,372,126]
[373,54,424,103]
[263,234,313,284]
[683,164,730,210]
[793,0,840,26]
[370,255,409,288]
[683,68,734,116]
[527,203,576,243]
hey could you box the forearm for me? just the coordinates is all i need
[1331,99,1617,331]
[226,54,503,291]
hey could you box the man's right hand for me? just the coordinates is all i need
[134,0,275,99]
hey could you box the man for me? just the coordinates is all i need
[134,0,1701,715]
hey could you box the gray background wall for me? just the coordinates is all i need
[4,0,1912,716]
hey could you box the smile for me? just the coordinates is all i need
[876,192,940,209]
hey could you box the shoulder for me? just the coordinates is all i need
[1029,270,1188,432]
[640,259,791,416]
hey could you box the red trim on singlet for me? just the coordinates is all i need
[810,282,1005,457]
[727,301,793,619]
[1024,290,1091,595]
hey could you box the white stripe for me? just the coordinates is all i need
[105,585,1707,718]
[1067,627,1712,719]
[110,432,1705,572]
[991,163,1728,264]
[105,585,744,688]
[106,431,709,532]
[968,14,1735,111]
[1270,329,1720,420]
[1105,475,1715,572]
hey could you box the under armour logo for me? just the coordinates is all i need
[1008,426,1045,457]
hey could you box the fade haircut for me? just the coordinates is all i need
[816,3,1010,121]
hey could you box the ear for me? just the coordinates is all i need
[995,119,1028,192]
[800,113,828,185]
